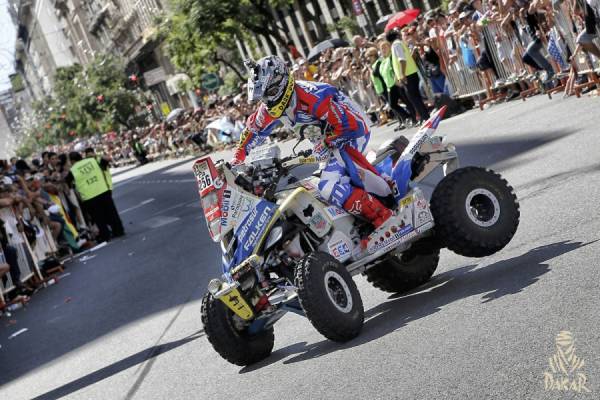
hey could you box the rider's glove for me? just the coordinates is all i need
[231,147,246,166]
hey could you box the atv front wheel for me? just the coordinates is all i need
[430,167,520,257]
[295,252,364,342]
[365,247,440,293]
[201,293,274,366]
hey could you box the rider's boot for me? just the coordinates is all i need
[343,188,393,229]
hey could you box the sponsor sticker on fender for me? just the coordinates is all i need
[221,187,257,230]
[368,225,416,254]
[309,212,328,232]
[328,239,351,262]
[400,195,413,208]
[325,206,348,220]
[415,210,432,227]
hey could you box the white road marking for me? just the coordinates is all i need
[121,198,156,214]
[129,179,195,184]
[8,328,28,339]
[142,216,180,229]
[150,201,189,216]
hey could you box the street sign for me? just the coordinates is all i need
[201,73,221,91]
[143,67,167,87]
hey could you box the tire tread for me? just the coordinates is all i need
[430,167,520,257]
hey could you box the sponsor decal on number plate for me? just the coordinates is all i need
[416,210,432,227]
[220,287,254,320]
[193,161,213,192]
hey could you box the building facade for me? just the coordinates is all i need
[11,0,183,115]
[238,0,440,61]
[13,0,78,101]
[52,0,182,112]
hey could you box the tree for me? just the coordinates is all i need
[187,0,294,47]
[16,54,146,153]
[327,16,362,41]
[158,4,245,85]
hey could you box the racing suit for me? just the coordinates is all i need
[232,81,393,227]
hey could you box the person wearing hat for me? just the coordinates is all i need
[67,151,124,242]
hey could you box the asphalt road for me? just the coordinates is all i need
[1,94,600,400]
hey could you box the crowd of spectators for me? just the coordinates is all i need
[293,0,599,126]
[36,0,600,165]
[42,94,256,169]
[0,149,109,307]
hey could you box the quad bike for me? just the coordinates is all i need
[193,107,520,366]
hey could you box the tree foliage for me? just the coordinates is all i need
[187,0,293,47]
[18,54,148,152]
[161,0,296,88]
[158,1,244,86]
[327,16,362,41]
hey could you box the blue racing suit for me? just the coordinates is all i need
[235,80,391,207]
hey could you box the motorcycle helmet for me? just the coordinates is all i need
[244,56,295,118]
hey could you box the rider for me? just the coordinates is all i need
[232,56,396,228]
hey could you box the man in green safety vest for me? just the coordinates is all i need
[375,41,416,129]
[85,147,113,193]
[68,152,124,242]
[386,30,430,125]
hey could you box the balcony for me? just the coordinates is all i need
[89,4,110,34]
[54,0,69,18]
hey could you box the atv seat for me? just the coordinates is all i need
[373,135,409,166]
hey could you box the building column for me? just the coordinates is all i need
[235,37,248,61]
[371,0,384,19]
[258,35,271,57]
[282,8,306,58]
[293,1,315,47]
[332,0,347,18]
[316,0,338,38]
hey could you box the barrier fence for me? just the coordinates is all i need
[433,1,600,106]
[0,189,87,308]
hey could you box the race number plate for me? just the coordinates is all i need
[219,287,254,320]
[193,161,213,193]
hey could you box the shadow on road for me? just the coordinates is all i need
[0,128,581,390]
[241,239,594,372]
[516,161,600,201]
[31,330,204,400]
[456,129,577,171]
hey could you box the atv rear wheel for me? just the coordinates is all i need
[430,167,520,257]
[295,252,364,342]
[201,293,274,366]
[365,247,440,293]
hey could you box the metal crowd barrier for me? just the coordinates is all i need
[436,4,600,104]
[0,207,41,306]
[0,189,86,306]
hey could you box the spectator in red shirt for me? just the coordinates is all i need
[287,40,302,60]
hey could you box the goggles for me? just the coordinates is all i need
[267,74,295,118]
